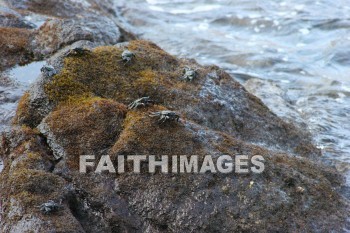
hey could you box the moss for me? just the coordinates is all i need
[13,92,30,125]
[13,152,49,171]
[13,91,51,128]
[0,27,34,70]
[9,169,64,195]
[43,40,200,108]
[23,1,80,18]
[134,69,164,97]
[43,97,127,169]
[294,143,320,157]
[44,71,93,104]
[13,191,43,213]
[110,105,204,159]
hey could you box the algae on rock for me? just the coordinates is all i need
[1,40,349,232]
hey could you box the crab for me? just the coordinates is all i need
[65,47,92,57]
[40,65,57,78]
[181,66,198,81]
[121,49,135,64]
[128,97,154,109]
[38,200,63,214]
[149,111,180,124]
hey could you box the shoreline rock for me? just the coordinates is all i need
[0,0,349,232]
[1,40,349,232]
[0,0,136,71]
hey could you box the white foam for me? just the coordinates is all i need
[196,22,209,31]
[299,28,310,35]
[146,0,177,4]
[294,4,305,11]
[149,5,165,12]
[280,2,287,6]
[170,5,221,14]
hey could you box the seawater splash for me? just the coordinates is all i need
[116,0,350,188]
[0,61,45,132]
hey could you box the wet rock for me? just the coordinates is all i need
[0,126,85,233]
[12,41,98,128]
[1,40,349,232]
[0,0,135,70]
[4,0,91,18]
[0,6,35,28]
[38,98,127,165]
[33,16,121,57]
[34,40,318,158]
[0,75,24,131]
[244,77,308,128]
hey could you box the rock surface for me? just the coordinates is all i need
[0,0,135,71]
[0,0,135,129]
[0,0,349,232]
[1,39,349,232]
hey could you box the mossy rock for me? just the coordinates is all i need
[44,40,187,106]
[38,40,319,157]
[39,97,127,169]
[0,27,34,70]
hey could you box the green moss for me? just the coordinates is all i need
[10,169,64,195]
[13,191,41,212]
[134,69,164,96]
[13,152,48,171]
[44,97,127,169]
[44,71,93,104]
[13,92,31,125]
[110,105,204,158]
[0,27,34,70]
[43,40,195,108]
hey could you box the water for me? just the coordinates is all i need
[0,61,45,132]
[114,0,350,185]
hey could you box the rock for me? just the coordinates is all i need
[32,16,121,57]
[0,27,34,71]
[4,0,92,18]
[0,0,135,70]
[0,6,35,28]
[26,40,319,157]
[0,74,23,131]
[1,40,349,232]
[244,77,308,128]
[38,98,127,163]
[0,126,85,233]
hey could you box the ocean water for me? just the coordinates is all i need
[115,0,350,186]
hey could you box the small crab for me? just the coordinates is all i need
[40,65,57,78]
[38,200,63,214]
[149,111,180,124]
[181,66,198,81]
[128,97,154,109]
[121,50,135,64]
[65,47,92,57]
